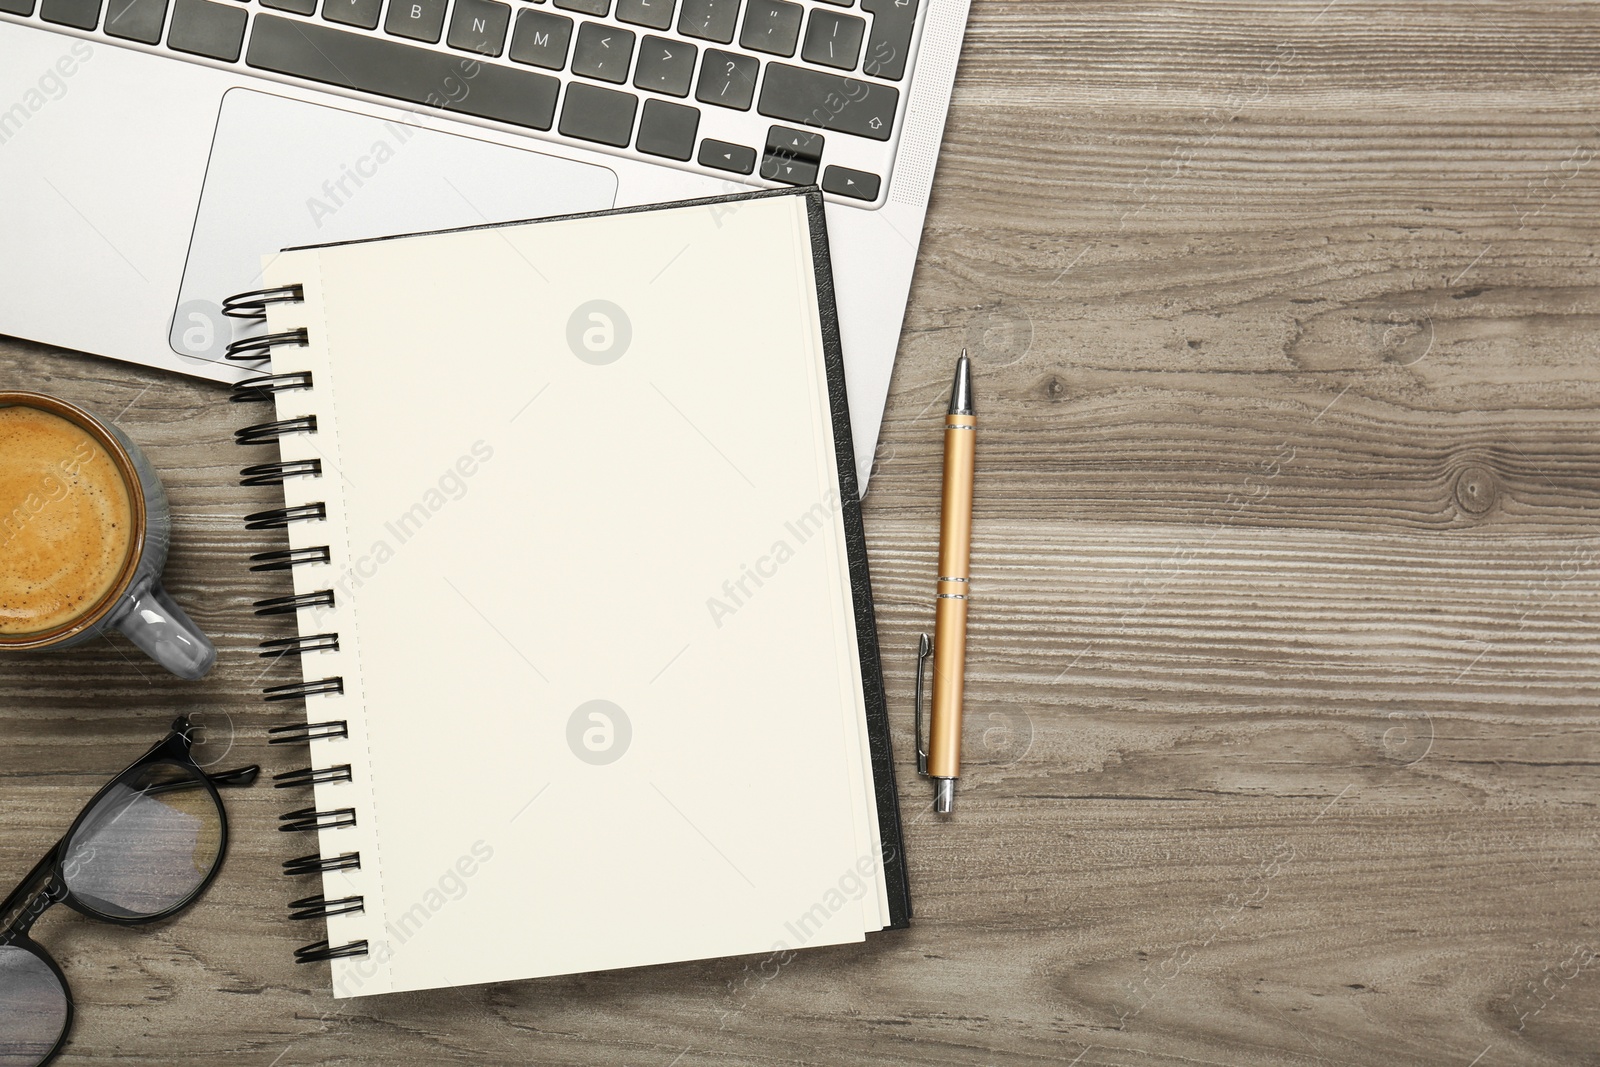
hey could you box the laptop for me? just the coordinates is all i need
[0,0,970,485]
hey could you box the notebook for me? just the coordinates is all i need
[227,188,909,998]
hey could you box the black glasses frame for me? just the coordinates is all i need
[0,717,259,1066]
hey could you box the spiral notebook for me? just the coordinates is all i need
[227,188,909,997]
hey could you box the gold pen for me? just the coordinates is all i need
[915,350,974,814]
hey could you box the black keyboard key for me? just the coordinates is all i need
[676,0,737,44]
[248,14,560,129]
[860,0,916,80]
[822,164,879,200]
[757,62,897,140]
[385,0,445,42]
[168,0,246,60]
[323,0,379,29]
[801,8,863,70]
[447,0,510,54]
[636,98,699,160]
[766,124,822,161]
[260,0,315,13]
[762,124,823,184]
[104,0,169,43]
[739,0,800,56]
[572,21,635,83]
[695,49,757,110]
[633,35,696,97]
[0,0,36,14]
[698,138,755,174]
[558,81,637,147]
[554,0,607,13]
[759,152,815,185]
[40,0,101,29]
[509,9,573,69]
[615,0,672,30]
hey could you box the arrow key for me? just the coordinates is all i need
[765,124,823,162]
[821,164,880,201]
[760,150,818,185]
[698,138,757,175]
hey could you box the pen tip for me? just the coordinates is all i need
[948,350,974,416]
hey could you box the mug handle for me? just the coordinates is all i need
[115,581,217,680]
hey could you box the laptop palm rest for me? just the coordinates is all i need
[171,88,618,364]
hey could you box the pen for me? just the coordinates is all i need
[917,349,974,815]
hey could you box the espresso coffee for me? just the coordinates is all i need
[0,404,134,635]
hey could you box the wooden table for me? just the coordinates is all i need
[3,2,1597,1063]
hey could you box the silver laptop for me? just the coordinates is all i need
[0,0,969,484]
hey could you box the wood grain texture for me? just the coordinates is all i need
[2,1,1598,1064]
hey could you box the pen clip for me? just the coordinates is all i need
[914,633,932,777]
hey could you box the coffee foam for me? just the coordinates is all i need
[0,406,135,636]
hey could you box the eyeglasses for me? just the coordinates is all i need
[0,717,258,1067]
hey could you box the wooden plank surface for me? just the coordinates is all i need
[3,1,1598,1063]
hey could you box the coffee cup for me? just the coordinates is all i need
[0,391,216,679]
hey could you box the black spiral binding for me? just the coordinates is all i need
[289,894,366,920]
[264,677,345,702]
[245,503,328,530]
[227,284,369,966]
[223,284,304,320]
[274,764,354,788]
[284,851,361,876]
[236,415,317,445]
[295,940,369,964]
[232,371,314,403]
[225,327,309,363]
[260,634,341,658]
[267,719,347,743]
[241,460,323,487]
[254,590,335,616]
[251,547,332,571]
[280,806,357,832]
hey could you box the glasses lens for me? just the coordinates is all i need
[0,944,68,1067]
[59,760,224,920]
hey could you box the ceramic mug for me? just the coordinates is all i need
[0,391,215,680]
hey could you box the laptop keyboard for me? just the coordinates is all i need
[8,0,922,204]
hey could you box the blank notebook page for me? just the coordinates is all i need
[260,191,891,997]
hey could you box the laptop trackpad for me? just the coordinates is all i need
[171,88,618,362]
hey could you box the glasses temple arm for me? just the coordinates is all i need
[208,765,261,788]
[137,765,261,799]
